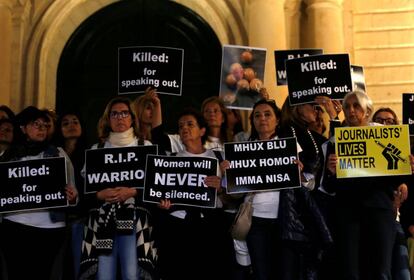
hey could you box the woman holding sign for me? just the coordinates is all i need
[79,97,157,280]
[220,99,288,280]
[156,107,223,280]
[325,91,411,280]
[0,106,78,280]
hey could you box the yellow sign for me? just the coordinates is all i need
[334,125,411,178]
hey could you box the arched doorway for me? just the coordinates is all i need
[57,0,222,145]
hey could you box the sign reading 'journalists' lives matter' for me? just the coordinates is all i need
[84,145,158,193]
[402,93,414,135]
[143,155,218,208]
[224,137,301,194]
[285,54,352,105]
[334,125,412,178]
[0,157,68,213]
[274,48,323,86]
[118,46,184,96]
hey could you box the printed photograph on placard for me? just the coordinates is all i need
[219,45,267,110]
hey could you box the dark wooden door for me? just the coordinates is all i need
[57,0,222,145]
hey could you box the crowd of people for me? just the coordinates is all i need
[0,88,413,280]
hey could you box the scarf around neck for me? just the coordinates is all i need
[108,127,135,146]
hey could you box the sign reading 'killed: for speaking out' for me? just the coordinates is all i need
[118,46,184,96]
[286,54,352,105]
[0,157,68,213]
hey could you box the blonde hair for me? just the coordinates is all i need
[133,95,154,140]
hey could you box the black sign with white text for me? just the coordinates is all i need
[274,49,323,85]
[84,145,158,193]
[224,137,301,193]
[143,155,218,208]
[286,54,352,105]
[0,157,68,213]
[402,93,414,135]
[118,46,184,95]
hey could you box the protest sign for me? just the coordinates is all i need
[351,65,366,93]
[219,45,266,110]
[402,93,414,135]
[224,137,301,193]
[144,155,218,208]
[84,145,158,193]
[286,54,352,105]
[335,125,411,178]
[118,46,184,95]
[274,49,323,85]
[0,157,68,213]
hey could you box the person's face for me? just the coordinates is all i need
[203,102,224,129]
[344,95,367,127]
[140,104,153,125]
[109,103,132,133]
[22,118,48,142]
[374,111,397,125]
[253,104,278,139]
[297,104,317,124]
[61,114,82,139]
[226,110,238,128]
[178,115,205,144]
[0,122,13,144]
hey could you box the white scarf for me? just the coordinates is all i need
[108,127,135,146]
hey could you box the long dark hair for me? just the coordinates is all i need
[249,99,281,141]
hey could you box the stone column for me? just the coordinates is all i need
[303,0,344,53]
[0,0,13,107]
[245,0,288,106]
[284,0,302,49]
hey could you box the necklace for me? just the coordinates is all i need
[307,129,319,155]
[290,126,319,155]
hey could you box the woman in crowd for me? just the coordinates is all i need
[42,108,58,141]
[0,118,15,160]
[148,88,252,279]
[156,107,222,280]
[133,94,155,141]
[373,107,411,280]
[278,97,333,280]
[221,98,290,280]
[324,91,413,280]
[0,106,78,280]
[79,97,157,280]
[0,104,15,121]
[54,111,88,279]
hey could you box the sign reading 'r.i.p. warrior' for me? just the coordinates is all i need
[84,145,158,193]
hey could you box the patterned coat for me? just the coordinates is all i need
[79,204,158,280]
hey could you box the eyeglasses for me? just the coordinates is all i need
[374,118,397,125]
[0,126,12,133]
[110,110,130,119]
[29,120,50,130]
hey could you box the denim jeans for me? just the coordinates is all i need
[71,221,84,278]
[246,217,281,280]
[97,229,139,280]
